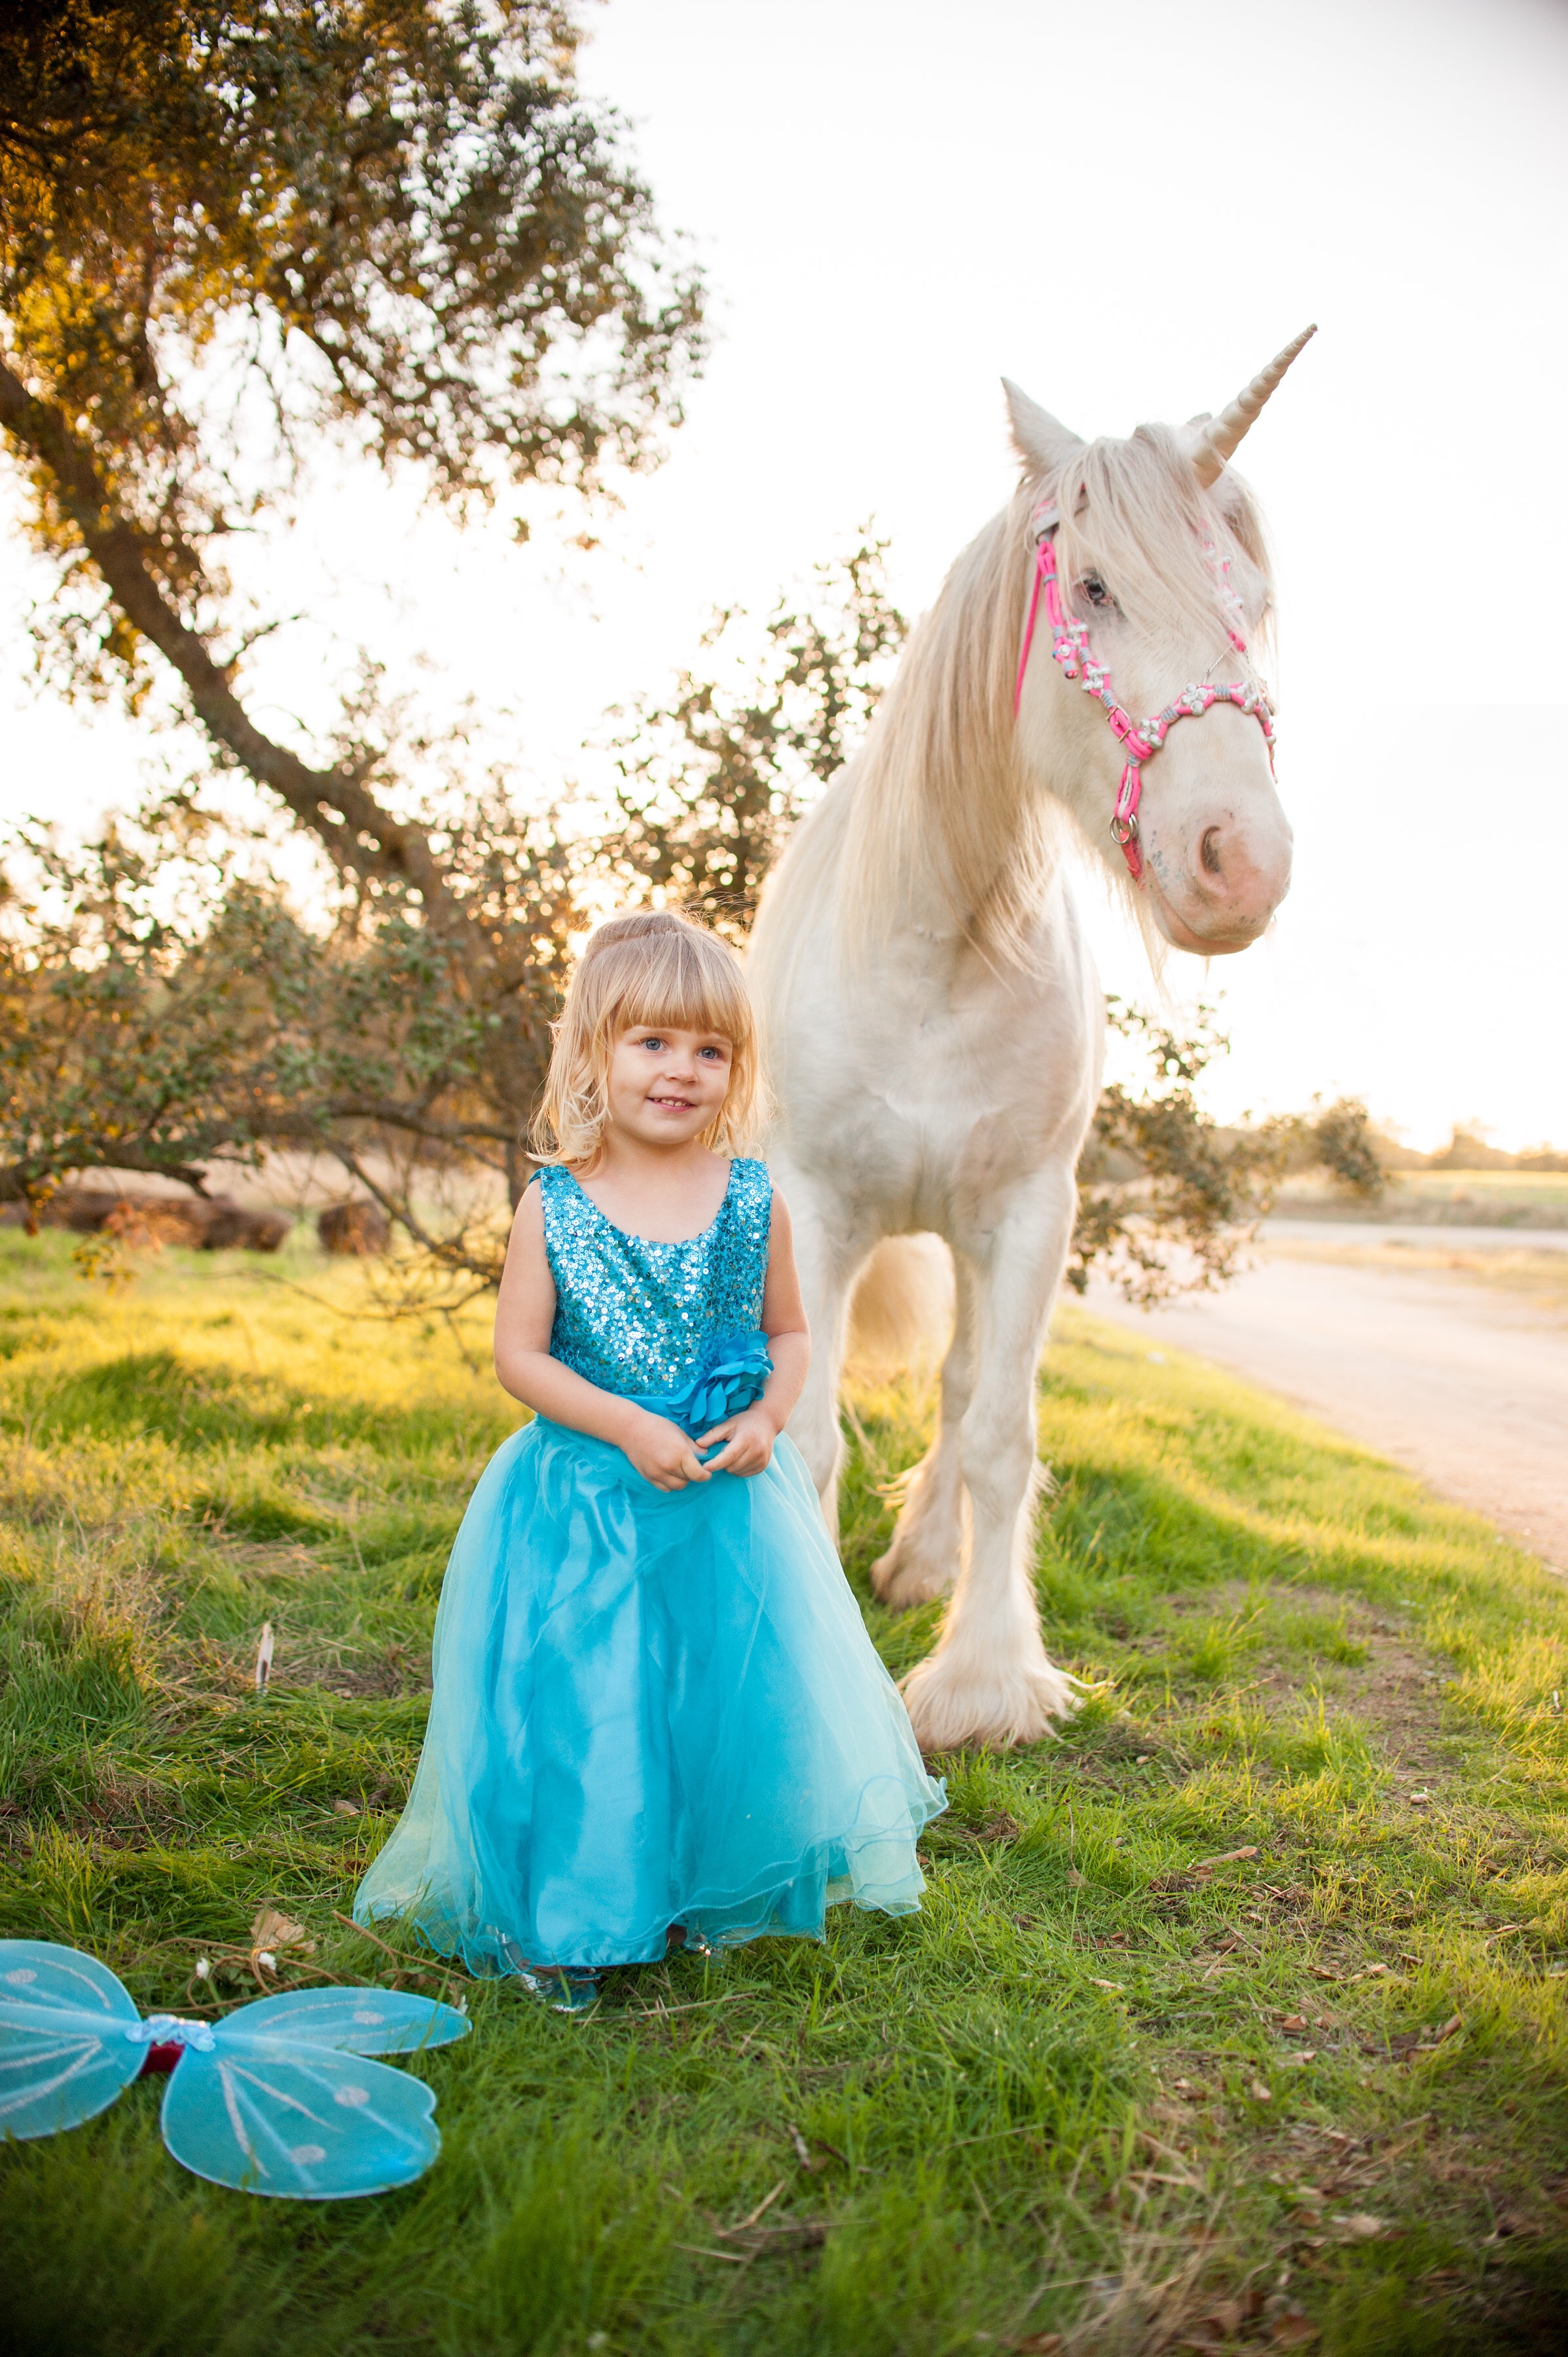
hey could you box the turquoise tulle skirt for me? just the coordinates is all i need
[354,1414,946,1973]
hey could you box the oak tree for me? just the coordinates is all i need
[0,0,702,1216]
[0,9,1377,1293]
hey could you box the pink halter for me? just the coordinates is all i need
[1012,494,1275,884]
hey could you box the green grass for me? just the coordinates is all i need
[3,1228,1568,2354]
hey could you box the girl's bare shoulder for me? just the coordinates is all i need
[509,1177,547,1245]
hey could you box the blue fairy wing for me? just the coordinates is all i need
[0,1939,144,2140]
[161,2032,444,2200]
[225,1984,470,2056]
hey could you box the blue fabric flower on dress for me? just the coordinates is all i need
[0,1940,469,2199]
[647,1328,773,1438]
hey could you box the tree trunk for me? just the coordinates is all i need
[0,356,458,921]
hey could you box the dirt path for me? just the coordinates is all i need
[1082,1228,1568,1571]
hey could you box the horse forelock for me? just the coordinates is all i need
[1054,424,1276,651]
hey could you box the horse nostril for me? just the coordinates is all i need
[1199,826,1224,877]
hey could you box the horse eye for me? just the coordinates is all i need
[1080,574,1112,609]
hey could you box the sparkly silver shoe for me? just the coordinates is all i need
[499,1940,602,2015]
[666,1924,727,1966]
[519,1965,602,2015]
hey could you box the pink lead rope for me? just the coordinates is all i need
[1012,496,1276,885]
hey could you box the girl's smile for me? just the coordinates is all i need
[607,1026,734,1148]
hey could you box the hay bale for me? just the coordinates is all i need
[27,1186,124,1233]
[104,1197,206,1248]
[199,1200,289,1252]
[318,1201,390,1256]
[20,1187,290,1252]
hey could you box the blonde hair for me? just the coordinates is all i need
[531,909,765,1169]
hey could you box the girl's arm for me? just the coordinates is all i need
[695,1189,811,1476]
[493,1184,714,1492]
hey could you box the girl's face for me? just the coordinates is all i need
[604,1023,734,1149]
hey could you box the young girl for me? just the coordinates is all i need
[355,909,944,2005]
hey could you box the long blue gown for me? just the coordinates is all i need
[354,1158,945,1973]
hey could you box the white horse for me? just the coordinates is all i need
[749,335,1311,1751]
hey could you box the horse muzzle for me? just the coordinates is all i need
[1142,803,1294,953]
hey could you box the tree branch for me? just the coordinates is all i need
[0,354,457,918]
[0,1151,217,1202]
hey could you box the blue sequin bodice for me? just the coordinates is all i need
[538,1158,773,1399]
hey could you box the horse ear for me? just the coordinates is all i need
[1002,378,1084,478]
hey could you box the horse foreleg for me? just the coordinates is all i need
[776,1170,867,1542]
[870,1254,975,1608]
[899,1172,1080,1751]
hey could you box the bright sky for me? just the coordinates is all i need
[5,0,1567,1147]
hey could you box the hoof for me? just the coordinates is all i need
[869,1544,955,1609]
[899,1649,1080,1753]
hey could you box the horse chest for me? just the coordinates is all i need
[783,960,1093,1224]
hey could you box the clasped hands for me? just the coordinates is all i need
[622,1402,779,1491]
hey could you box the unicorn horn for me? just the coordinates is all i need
[1184,325,1317,486]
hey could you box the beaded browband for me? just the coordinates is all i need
[1012,493,1276,884]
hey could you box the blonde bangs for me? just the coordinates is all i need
[531,909,766,1169]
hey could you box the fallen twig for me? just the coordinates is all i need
[331,1907,404,1955]
[590,1990,761,2024]
[725,2178,787,2233]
